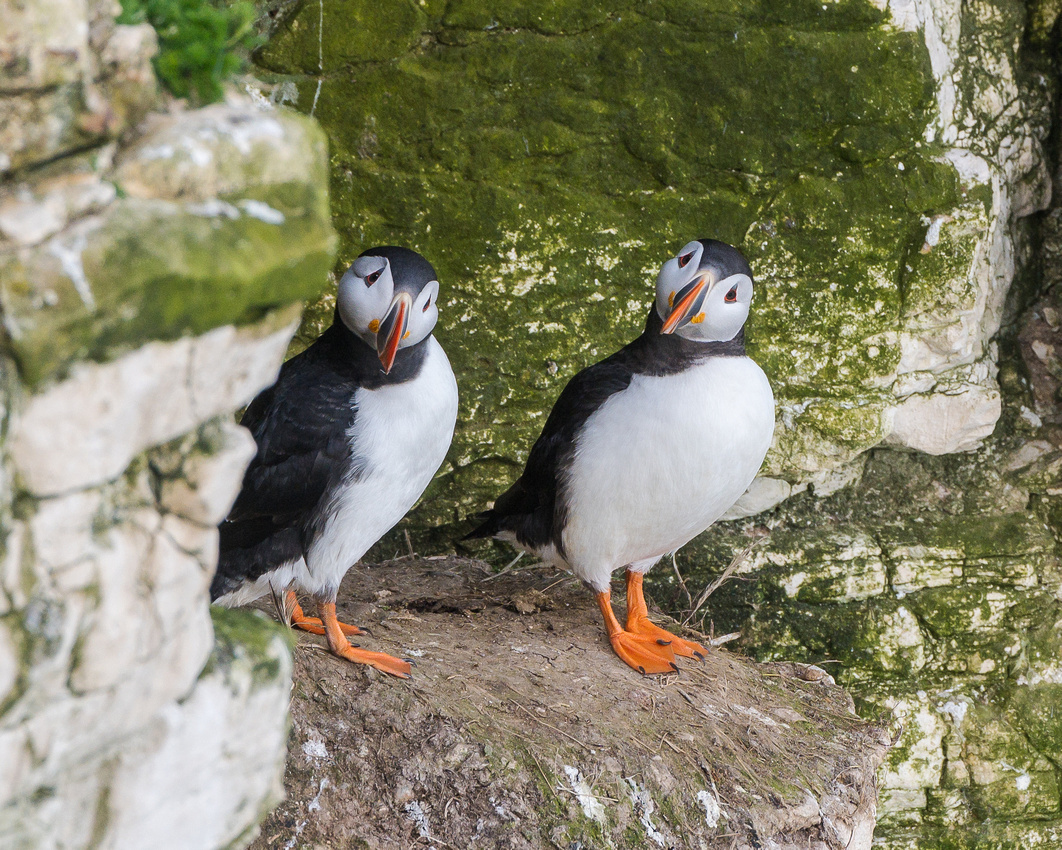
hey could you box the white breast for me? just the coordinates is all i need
[301,337,458,597]
[560,356,774,591]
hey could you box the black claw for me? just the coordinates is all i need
[358,626,372,637]
[638,665,647,675]
[693,650,706,661]
[404,658,417,666]
[669,662,680,673]
[657,638,673,646]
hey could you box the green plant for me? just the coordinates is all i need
[117,0,261,105]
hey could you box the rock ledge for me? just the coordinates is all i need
[249,556,891,850]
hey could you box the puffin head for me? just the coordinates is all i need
[655,239,754,342]
[336,246,441,373]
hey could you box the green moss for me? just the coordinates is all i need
[118,0,262,104]
[3,184,334,389]
[251,0,962,546]
[207,606,295,686]
[1009,683,1062,763]
[256,0,426,73]
[901,204,985,319]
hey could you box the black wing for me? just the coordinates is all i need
[465,357,634,555]
[226,360,354,525]
[212,343,358,599]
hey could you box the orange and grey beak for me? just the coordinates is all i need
[376,291,412,373]
[661,274,711,335]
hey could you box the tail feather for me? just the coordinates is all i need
[462,511,502,542]
[211,518,303,601]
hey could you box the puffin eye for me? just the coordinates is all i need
[422,296,431,312]
[724,286,738,303]
[365,270,382,286]
[677,252,694,269]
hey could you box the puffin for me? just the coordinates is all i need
[467,239,774,675]
[211,246,459,678]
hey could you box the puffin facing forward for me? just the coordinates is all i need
[212,246,458,678]
[467,239,774,675]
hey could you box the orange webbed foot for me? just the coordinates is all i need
[625,569,707,660]
[286,591,366,636]
[609,629,679,675]
[319,600,411,679]
[628,617,707,660]
[597,589,678,676]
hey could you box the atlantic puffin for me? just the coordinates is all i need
[467,239,774,675]
[212,246,459,678]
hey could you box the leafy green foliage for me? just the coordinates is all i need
[117,0,261,104]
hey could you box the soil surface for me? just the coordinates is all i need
[247,556,891,850]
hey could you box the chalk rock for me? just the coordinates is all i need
[8,317,297,497]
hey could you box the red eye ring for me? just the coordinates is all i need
[365,270,382,286]
[724,287,738,303]
[678,252,694,268]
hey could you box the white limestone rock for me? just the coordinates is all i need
[741,531,888,605]
[0,0,158,173]
[0,27,332,850]
[102,618,293,850]
[0,0,91,92]
[885,382,1002,455]
[0,170,118,248]
[877,693,948,805]
[113,99,330,203]
[155,420,258,527]
[8,316,297,498]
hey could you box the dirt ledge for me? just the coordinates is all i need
[247,556,891,850]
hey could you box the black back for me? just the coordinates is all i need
[210,320,429,600]
[465,307,745,556]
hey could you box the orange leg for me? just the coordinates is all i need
[319,601,412,678]
[596,590,678,675]
[286,590,365,636]
[625,570,707,660]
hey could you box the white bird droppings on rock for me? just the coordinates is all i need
[938,700,968,727]
[48,231,94,309]
[404,800,432,838]
[563,765,606,823]
[697,788,723,828]
[626,778,667,845]
[301,739,329,762]
[187,199,240,219]
[239,198,286,225]
[307,777,328,812]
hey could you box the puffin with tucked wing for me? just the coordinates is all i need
[212,246,458,678]
[468,239,774,675]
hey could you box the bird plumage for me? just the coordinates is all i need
[212,246,458,676]
[468,239,774,674]
[467,309,746,556]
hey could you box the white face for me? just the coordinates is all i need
[655,240,753,342]
[337,253,441,370]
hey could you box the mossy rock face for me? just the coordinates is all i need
[252,0,976,545]
[646,433,1062,848]
[0,107,336,390]
[207,605,297,687]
